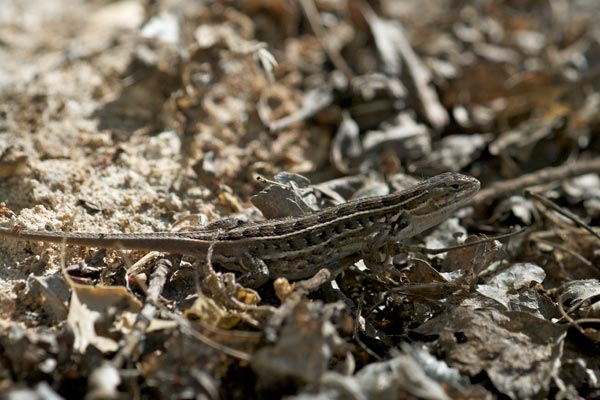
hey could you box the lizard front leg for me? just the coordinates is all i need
[238,252,271,289]
[361,211,411,268]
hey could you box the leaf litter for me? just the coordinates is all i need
[1,0,600,398]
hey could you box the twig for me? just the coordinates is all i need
[299,0,354,79]
[353,293,383,361]
[532,228,600,240]
[556,294,594,340]
[531,237,594,269]
[526,191,600,243]
[162,308,253,361]
[471,158,600,205]
[571,318,600,326]
[112,258,172,367]
[395,226,528,255]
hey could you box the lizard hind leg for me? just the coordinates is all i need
[360,224,410,283]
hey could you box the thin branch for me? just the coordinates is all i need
[471,158,600,205]
[299,0,354,78]
[526,191,600,243]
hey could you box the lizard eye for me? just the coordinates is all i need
[450,184,462,191]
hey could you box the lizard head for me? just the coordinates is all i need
[388,172,480,239]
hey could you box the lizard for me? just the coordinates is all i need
[0,172,480,287]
